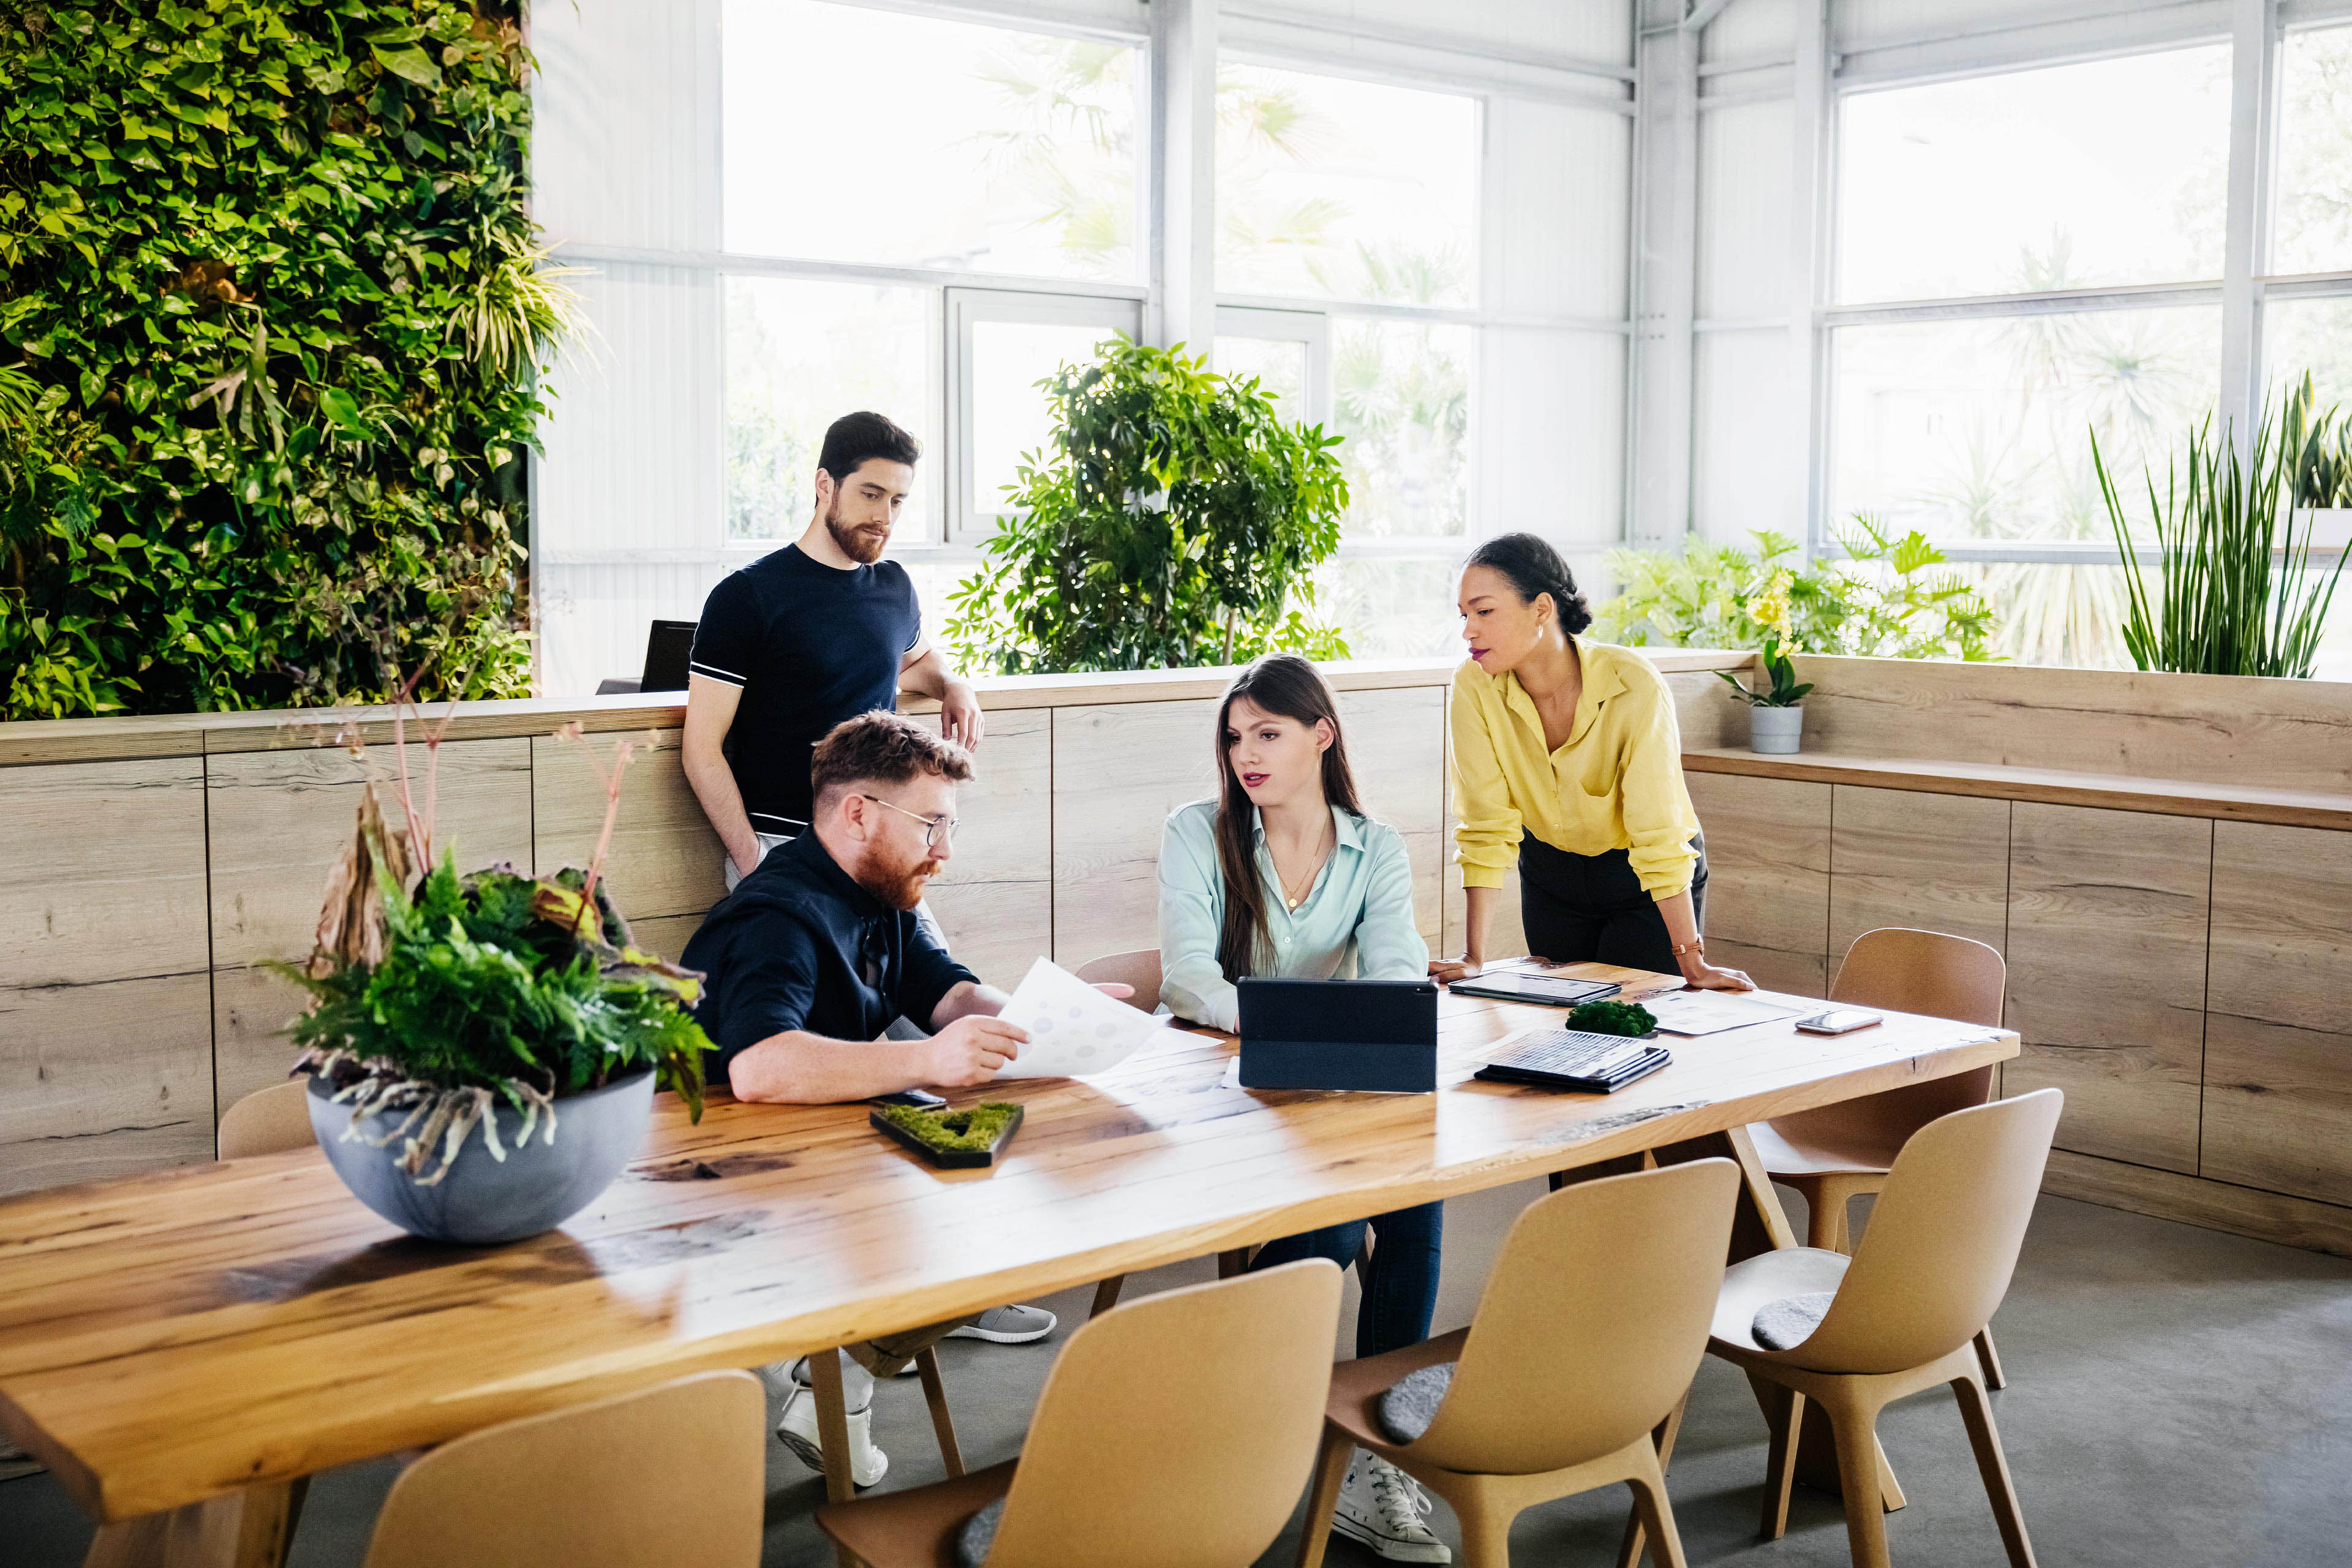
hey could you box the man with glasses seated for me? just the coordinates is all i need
[684,712,1068,1485]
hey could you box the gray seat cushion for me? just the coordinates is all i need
[956,1496,1005,1568]
[1752,1291,1836,1351]
[1375,1362,1457,1445]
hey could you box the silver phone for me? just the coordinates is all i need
[1793,1008,1882,1035]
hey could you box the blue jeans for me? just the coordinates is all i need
[1251,1202,1444,1359]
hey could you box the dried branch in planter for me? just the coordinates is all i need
[308,785,415,974]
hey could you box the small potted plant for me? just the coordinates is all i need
[1717,573,1812,754]
[278,701,709,1245]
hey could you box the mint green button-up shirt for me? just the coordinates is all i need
[1156,799,1429,1033]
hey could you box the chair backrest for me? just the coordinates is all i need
[362,1370,763,1568]
[641,619,696,693]
[217,1080,318,1160]
[1787,1089,2062,1376]
[1406,1159,1738,1476]
[1075,948,1163,1014]
[1771,928,2008,1147]
[1831,927,2005,1026]
[987,1259,1342,1568]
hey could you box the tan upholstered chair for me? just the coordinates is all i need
[1074,947,1163,1014]
[1749,926,2013,1386]
[217,1080,318,1160]
[1711,1090,2060,1568]
[361,1370,764,1568]
[817,1259,1343,1568]
[1297,1159,1740,1568]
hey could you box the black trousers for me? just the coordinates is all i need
[1517,831,1708,975]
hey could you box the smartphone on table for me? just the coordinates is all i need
[1793,1008,1882,1035]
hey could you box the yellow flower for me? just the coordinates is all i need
[1751,570,1796,644]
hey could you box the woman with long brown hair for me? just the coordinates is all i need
[1157,654,1449,1565]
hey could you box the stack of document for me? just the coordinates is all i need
[995,957,1170,1079]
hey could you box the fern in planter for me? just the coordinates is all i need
[946,337,1350,673]
[2094,400,2350,679]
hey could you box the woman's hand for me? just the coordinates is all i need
[1679,957,1755,992]
[1427,956,1482,985]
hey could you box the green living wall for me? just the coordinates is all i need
[0,0,561,719]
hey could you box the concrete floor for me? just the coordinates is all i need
[7,1185,2348,1567]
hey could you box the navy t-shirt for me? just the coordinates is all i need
[682,829,978,1091]
[688,546,922,832]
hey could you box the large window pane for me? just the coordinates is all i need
[1829,309,2220,544]
[1213,336,1310,423]
[2274,25,2352,276]
[726,277,938,541]
[1835,48,2229,304]
[724,0,1140,281]
[1216,63,1479,307]
[1317,556,1464,660]
[2264,296,2352,413]
[1333,318,1473,537]
[970,320,1123,514]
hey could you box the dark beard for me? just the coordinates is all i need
[825,497,889,565]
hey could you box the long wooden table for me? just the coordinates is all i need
[0,965,2014,1563]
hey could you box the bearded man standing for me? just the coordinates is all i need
[683,410,986,891]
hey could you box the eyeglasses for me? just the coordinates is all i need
[859,793,959,849]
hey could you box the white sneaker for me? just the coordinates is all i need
[1332,1452,1451,1564]
[775,1385,888,1488]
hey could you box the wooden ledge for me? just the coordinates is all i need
[1683,747,2352,832]
[0,650,1756,767]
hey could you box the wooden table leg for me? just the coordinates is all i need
[83,1482,295,1568]
[804,1349,864,1568]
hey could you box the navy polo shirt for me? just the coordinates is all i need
[681,829,976,1091]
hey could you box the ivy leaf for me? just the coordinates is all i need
[370,44,442,89]
[317,386,371,437]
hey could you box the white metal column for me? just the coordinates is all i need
[2220,0,2282,453]
[1150,0,1218,353]
[1790,0,1832,557]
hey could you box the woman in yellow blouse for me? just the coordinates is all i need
[1431,533,1754,991]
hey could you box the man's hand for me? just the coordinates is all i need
[919,1014,1027,1087]
[940,679,986,751]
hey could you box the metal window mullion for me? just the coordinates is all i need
[1793,0,1833,563]
[2220,0,2283,451]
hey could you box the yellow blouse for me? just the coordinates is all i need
[1449,638,1702,899]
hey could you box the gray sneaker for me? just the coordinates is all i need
[946,1303,1058,1344]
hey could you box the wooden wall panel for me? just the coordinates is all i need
[531,728,725,922]
[1052,699,1221,966]
[2204,823,2352,1204]
[1828,786,2010,965]
[1685,772,1831,996]
[0,759,213,1188]
[911,708,1051,991]
[1792,655,2352,793]
[206,739,534,1118]
[1340,687,1446,946]
[2004,802,2211,1172]
[0,975,216,1194]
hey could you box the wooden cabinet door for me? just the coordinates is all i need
[2205,823,2352,1205]
[1828,786,2010,968]
[2004,802,2211,1172]
[1684,772,1831,996]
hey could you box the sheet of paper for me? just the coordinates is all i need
[1643,990,1807,1036]
[995,957,1169,1079]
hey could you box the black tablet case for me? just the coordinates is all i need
[1238,978,1439,1092]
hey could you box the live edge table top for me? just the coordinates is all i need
[0,965,2013,1525]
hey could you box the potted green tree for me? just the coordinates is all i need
[281,704,709,1244]
[1716,573,1814,753]
[946,336,1351,671]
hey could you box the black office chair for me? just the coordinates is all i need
[595,619,697,695]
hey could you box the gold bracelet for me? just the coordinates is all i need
[1670,938,1705,959]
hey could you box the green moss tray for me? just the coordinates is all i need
[869,1102,1025,1169]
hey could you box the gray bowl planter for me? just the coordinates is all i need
[306,1069,654,1245]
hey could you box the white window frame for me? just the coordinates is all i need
[1212,305,1332,429]
[945,286,1145,541]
